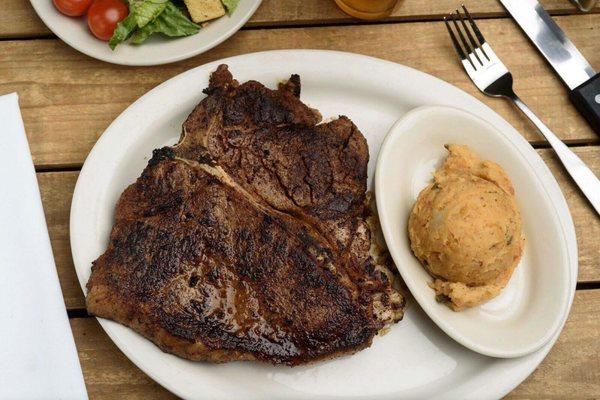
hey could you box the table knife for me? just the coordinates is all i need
[499,0,600,135]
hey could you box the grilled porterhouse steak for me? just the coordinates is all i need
[86,65,405,365]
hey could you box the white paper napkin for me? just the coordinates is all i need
[0,93,88,399]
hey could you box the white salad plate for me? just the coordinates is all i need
[376,105,574,359]
[29,0,262,66]
[70,50,578,399]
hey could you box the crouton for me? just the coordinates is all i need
[183,0,226,23]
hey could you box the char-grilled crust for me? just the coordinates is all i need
[86,65,404,366]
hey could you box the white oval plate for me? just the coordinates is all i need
[70,50,578,399]
[375,105,573,358]
[29,0,262,66]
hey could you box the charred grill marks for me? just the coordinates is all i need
[86,65,404,366]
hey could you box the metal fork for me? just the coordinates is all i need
[444,5,600,216]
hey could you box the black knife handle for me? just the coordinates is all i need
[570,73,600,136]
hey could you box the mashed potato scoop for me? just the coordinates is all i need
[408,144,524,311]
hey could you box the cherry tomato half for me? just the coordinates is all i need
[53,0,93,17]
[87,0,128,41]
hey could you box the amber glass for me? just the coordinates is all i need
[334,0,399,20]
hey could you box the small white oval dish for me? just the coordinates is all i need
[375,105,574,358]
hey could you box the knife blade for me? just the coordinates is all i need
[500,0,600,134]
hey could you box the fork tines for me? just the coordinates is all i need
[444,5,490,69]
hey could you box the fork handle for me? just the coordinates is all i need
[512,96,600,216]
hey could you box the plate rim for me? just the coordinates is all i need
[375,104,576,358]
[28,0,262,66]
[70,49,578,399]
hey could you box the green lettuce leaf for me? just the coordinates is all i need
[129,0,168,27]
[221,0,239,14]
[109,14,138,50]
[131,2,200,44]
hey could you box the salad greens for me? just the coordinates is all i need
[109,14,138,49]
[130,0,169,27]
[131,2,201,44]
[221,0,239,14]
[109,0,239,50]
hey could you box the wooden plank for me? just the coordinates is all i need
[250,0,600,26]
[71,317,175,399]
[538,147,600,278]
[2,0,599,39]
[2,14,599,169]
[506,289,600,398]
[38,171,85,309]
[0,0,51,38]
[39,146,600,311]
[70,288,600,399]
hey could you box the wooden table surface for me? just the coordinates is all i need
[2,0,599,398]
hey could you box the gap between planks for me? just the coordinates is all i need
[1,0,599,41]
[3,9,600,42]
[34,142,600,174]
[66,283,600,319]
